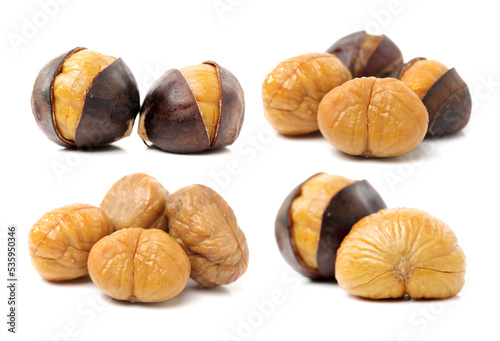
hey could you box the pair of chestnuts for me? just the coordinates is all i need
[31,47,245,153]
[262,31,471,157]
[28,173,249,303]
[275,173,466,299]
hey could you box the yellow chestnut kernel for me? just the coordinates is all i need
[28,203,113,281]
[335,208,466,299]
[166,185,249,288]
[262,52,352,135]
[318,77,429,157]
[400,59,448,100]
[179,64,221,144]
[87,228,190,303]
[100,173,169,231]
[291,174,355,270]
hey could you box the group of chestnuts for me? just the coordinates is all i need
[275,173,466,299]
[28,173,249,303]
[31,47,245,153]
[262,31,471,157]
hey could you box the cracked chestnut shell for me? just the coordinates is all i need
[138,61,245,153]
[165,185,249,288]
[275,173,386,280]
[31,47,140,148]
[396,58,471,136]
[326,31,403,78]
[318,77,429,157]
[100,173,169,232]
[28,203,113,281]
[262,52,352,135]
[335,208,466,299]
[88,227,190,303]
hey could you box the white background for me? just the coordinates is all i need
[1,0,499,340]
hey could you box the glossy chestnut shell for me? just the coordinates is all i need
[326,31,403,78]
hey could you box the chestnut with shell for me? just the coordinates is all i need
[275,173,386,280]
[138,61,245,153]
[326,31,403,78]
[31,47,140,148]
[396,57,471,136]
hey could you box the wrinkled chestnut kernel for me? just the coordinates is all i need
[336,208,466,299]
[262,53,352,135]
[100,173,169,232]
[275,173,386,280]
[88,228,190,303]
[165,185,249,288]
[31,47,140,148]
[28,203,113,281]
[317,77,429,157]
[326,31,403,78]
[397,58,471,136]
[138,61,245,153]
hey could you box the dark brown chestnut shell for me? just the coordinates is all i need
[31,47,140,148]
[396,58,472,136]
[275,175,386,280]
[423,68,471,136]
[326,31,403,78]
[139,61,245,153]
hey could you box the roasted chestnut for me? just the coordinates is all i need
[138,61,245,153]
[396,58,471,136]
[336,208,466,299]
[318,77,429,158]
[262,53,352,135]
[165,184,249,288]
[31,47,140,148]
[275,173,386,280]
[326,31,403,78]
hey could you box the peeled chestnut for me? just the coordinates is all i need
[396,58,471,136]
[100,173,169,232]
[165,184,249,288]
[262,53,352,135]
[31,47,140,148]
[335,208,466,299]
[138,61,245,153]
[275,173,386,280]
[318,77,429,157]
[28,203,113,281]
[326,31,403,78]
[88,227,191,303]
